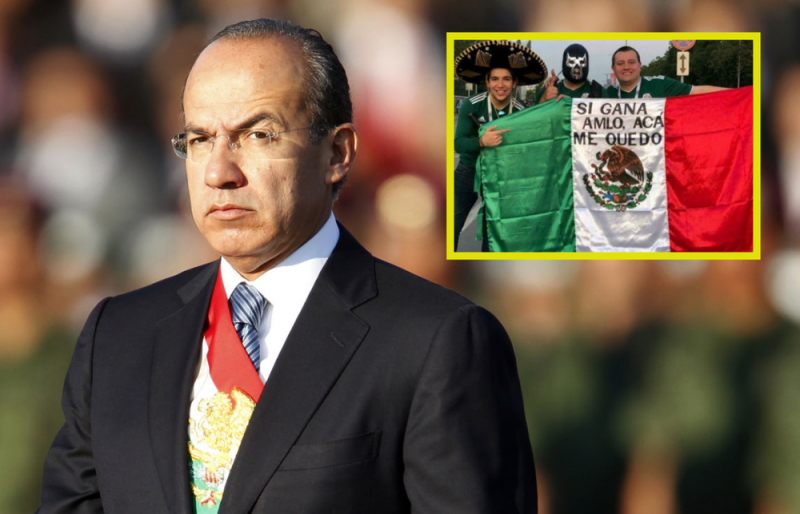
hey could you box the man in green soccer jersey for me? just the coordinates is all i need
[606,45,728,99]
[536,43,603,104]
[453,41,546,250]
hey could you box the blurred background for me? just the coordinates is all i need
[0,0,791,513]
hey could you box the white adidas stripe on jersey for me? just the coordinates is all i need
[469,92,488,104]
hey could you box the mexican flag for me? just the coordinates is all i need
[476,87,753,252]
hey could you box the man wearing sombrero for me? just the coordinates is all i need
[454,41,546,251]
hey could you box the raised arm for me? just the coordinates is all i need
[691,85,730,95]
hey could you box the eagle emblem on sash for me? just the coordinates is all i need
[188,387,257,508]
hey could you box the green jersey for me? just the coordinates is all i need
[534,80,594,103]
[454,92,525,169]
[603,75,693,99]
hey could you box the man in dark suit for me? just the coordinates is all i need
[39,19,537,514]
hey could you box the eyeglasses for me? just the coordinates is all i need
[171,126,318,163]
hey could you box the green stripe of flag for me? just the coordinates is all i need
[477,99,576,252]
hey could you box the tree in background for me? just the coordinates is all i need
[640,40,753,89]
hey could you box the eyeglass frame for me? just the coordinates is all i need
[170,125,329,161]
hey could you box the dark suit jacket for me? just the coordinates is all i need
[39,227,537,514]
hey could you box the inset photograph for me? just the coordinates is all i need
[448,35,759,259]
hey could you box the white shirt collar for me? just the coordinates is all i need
[219,212,339,305]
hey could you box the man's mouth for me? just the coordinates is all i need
[209,203,251,220]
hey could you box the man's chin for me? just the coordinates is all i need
[214,244,276,273]
[202,226,265,257]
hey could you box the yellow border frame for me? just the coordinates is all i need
[446,32,761,261]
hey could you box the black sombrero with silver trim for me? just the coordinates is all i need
[455,40,547,85]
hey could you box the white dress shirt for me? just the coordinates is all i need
[190,213,339,404]
[217,212,340,383]
[186,213,339,499]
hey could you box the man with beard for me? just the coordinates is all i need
[536,43,603,103]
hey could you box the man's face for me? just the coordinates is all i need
[562,44,589,83]
[565,53,587,81]
[486,68,516,104]
[182,37,339,275]
[612,50,641,87]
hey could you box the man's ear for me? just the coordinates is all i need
[326,123,357,186]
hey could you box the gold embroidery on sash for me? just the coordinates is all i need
[189,387,256,506]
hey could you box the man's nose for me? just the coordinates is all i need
[204,139,246,189]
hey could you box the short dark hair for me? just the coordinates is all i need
[206,19,353,196]
[485,67,517,83]
[209,19,352,143]
[611,46,641,66]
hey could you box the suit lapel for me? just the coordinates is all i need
[219,227,377,514]
[149,262,218,514]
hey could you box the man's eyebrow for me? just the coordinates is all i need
[184,113,281,134]
[237,113,281,130]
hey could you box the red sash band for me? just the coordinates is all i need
[204,267,264,402]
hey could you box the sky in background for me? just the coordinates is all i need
[518,40,674,85]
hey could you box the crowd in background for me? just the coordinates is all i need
[0,0,794,513]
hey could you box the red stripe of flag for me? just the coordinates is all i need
[664,87,753,252]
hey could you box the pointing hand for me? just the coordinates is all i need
[481,125,511,147]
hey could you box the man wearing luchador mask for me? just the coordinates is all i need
[537,43,604,104]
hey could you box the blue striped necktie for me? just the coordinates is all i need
[229,283,267,371]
